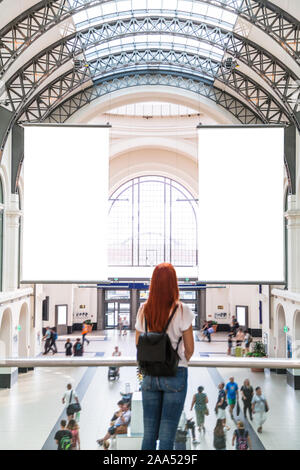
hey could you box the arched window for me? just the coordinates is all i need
[108,176,198,266]
[0,178,4,291]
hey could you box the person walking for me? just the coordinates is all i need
[232,421,252,450]
[42,327,52,355]
[241,379,254,421]
[50,328,58,354]
[227,334,233,355]
[81,321,90,347]
[213,419,230,450]
[118,316,124,336]
[236,327,244,345]
[67,419,80,450]
[244,330,253,354]
[225,377,239,420]
[215,382,228,425]
[190,386,208,434]
[231,317,239,337]
[135,263,194,450]
[252,387,269,433]
[54,419,72,450]
[62,383,81,421]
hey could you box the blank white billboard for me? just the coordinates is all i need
[198,126,285,283]
[23,125,109,282]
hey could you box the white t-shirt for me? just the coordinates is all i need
[63,389,78,406]
[135,302,194,367]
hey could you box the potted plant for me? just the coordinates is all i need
[210,321,218,332]
[246,341,267,372]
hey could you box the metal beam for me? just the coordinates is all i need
[0,15,297,152]
[11,123,24,194]
[0,356,299,369]
[5,17,298,119]
[19,48,289,126]
[43,70,263,125]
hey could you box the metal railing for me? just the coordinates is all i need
[0,357,299,369]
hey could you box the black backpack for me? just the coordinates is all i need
[137,305,181,377]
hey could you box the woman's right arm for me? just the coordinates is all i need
[182,325,194,361]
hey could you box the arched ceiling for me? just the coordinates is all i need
[0,0,299,151]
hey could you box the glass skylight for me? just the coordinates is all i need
[70,0,244,79]
[72,0,241,32]
[108,101,199,116]
[85,35,225,63]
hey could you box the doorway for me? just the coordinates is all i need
[105,301,130,329]
[236,305,249,329]
[104,290,131,329]
[55,304,68,335]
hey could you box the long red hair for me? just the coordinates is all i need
[143,263,179,332]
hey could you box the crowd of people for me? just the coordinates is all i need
[188,376,269,450]
[42,321,91,356]
[200,316,254,356]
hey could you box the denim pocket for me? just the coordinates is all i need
[141,375,153,391]
[162,368,187,392]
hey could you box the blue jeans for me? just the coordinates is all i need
[141,367,188,450]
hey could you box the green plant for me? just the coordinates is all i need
[246,341,267,357]
[210,321,218,325]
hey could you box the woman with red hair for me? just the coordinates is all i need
[135,263,194,450]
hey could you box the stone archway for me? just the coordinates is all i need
[0,308,12,357]
[277,304,287,359]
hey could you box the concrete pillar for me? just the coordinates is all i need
[97,288,105,331]
[5,195,21,291]
[286,195,300,293]
[131,289,139,330]
[198,288,206,329]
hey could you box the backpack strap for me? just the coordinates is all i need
[69,390,73,405]
[144,303,182,348]
[163,304,179,333]
[144,303,178,333]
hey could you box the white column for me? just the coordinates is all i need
[286,195,300,293]
[5,195,21,291]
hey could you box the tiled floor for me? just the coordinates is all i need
[0,330,299,450]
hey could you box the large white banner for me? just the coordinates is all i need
[198,126,285,283]
[23,125,109,282]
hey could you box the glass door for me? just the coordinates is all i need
[118,302,131,330]
[104,290,131,329]
[105,302,119,328]
[180,290,199,329]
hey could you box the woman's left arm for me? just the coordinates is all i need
[182,325,194,361]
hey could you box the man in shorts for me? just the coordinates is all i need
[216,382,228,425]
[225,377,239,420]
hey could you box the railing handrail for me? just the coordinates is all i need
[0,356,299,369]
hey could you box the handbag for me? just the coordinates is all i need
[204,407,209,416]
[66,391,81,415]
[137,304,181,377]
